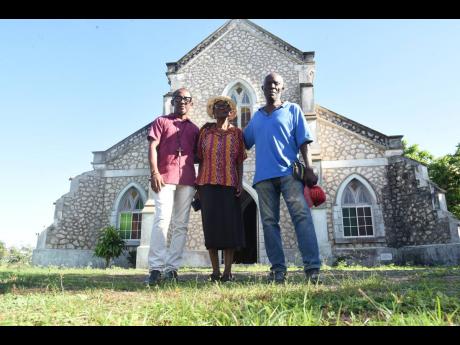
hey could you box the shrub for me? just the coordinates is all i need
[94,226,126,268]
[333,256,349,268]
[1,246,33,266]
[127,248,137,268]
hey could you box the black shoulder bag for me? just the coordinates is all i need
[292,160,306,185]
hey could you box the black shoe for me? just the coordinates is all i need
[209,273,221,282]
[146,270,162,285]
[304,268,321,284]
[268,271,286,284]
[164,270,179,282]
[220,273,234,283]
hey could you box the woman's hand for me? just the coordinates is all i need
[235,185,242,197]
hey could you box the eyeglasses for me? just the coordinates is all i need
[213,104,231,110]
[173,96,192,104]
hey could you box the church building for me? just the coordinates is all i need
[33,19,460,268]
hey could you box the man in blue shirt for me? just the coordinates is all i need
[244,72,321,283]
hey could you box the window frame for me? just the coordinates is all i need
[341,205,374,238]
[117,188,144,241]
[229,84,253,129]
[333,175,386,244]
[341,183,375,238]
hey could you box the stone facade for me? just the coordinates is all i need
[45,171,105,250]
[382,156,451,247]
[316,106,389,147]
[33,19,459,268]
[316,115,386,161]
[104,128,150,170]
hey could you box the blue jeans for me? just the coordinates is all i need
[255,174,321,273]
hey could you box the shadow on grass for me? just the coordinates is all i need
[1,267,459,295]
[2,268,460,325]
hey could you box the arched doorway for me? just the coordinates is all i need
[233,189,258,264]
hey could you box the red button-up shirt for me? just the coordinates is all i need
[148,114,199,186]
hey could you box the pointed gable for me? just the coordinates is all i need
[166,19,313,76]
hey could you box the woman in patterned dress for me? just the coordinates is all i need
[196,96,247,282]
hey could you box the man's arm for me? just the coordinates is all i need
[300,141,318,188]
[148,139,165,193]
[243,121,254,150]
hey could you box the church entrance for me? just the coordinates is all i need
[233,190,258,264]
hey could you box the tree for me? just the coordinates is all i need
[94,226,126,268]
[429,143,460,218]
[6,246,33,264]
[0,241,7,260]
[402,139,434,166]
[403,140,460,218]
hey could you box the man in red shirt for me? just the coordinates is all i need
[146,88,199,285]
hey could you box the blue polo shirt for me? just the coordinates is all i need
[243,101,313,186]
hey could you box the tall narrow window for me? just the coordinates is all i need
[118,188,144,240]
[341,179,374,237]
[228,83,253,128]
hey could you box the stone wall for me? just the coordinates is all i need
[315,115,389,251]
[106,128,150,170]
[175,24,301,130]
[105,126,150,166]
[102,176,149,227]
[323,166,387,248]
[316,106,388,147]
[44,123,152,251]
[46,172,152,251]
[382,156,451,247]
[317,118,386,161]
[45,171,105,250]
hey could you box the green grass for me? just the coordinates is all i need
[1,264,459,325]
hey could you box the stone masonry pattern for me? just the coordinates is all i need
[382,157,451,247]
[316,106,388,147]
[106,127,150,170]
[322,166,387,249]
[46,171,105,249]
[317,118,386,161]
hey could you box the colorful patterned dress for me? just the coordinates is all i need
[196,124,247,249]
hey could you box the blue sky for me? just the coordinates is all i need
[1,19,459,248]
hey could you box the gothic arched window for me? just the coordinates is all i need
[228,83,253,129]
[341,179,374,237]
[118,187,144,240]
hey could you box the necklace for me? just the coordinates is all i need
[176,120,188,157]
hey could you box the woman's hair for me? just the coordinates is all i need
[206,96,237,120]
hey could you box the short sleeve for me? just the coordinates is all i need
[147,117,163,142]
[293,105,313,148]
